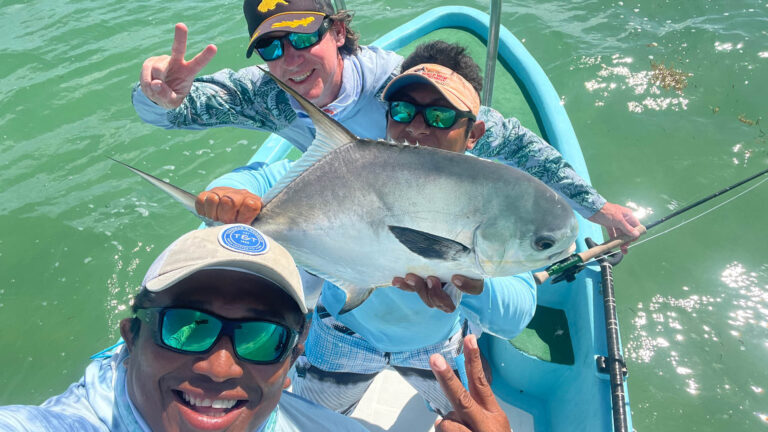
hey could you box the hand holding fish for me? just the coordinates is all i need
[431,335,511,432]
[195,187,263,224]
[392,274,483,313]
[587,202,643,254]
[140,23,217,109]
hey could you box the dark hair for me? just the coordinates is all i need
[401,41,483,94]
[126,289,156,340]
[330,10,359,56]
[131,289,157,314]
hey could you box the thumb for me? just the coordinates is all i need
[452,275,483,295]
[153,82,183,109]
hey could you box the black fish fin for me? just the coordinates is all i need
[338,286,376,314]
[388,225,471,261]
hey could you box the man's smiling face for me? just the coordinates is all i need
[265,21,346,108]
[385,84,483,153]
[120,269,304,432]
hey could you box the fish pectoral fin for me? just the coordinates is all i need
[388,225,471,261]
[338,286,376,314]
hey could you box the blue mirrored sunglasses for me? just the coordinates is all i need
[255,17,331,62]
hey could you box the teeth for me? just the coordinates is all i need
[291,70,312,82]
[211,399,236,409]
[182,392,238,409]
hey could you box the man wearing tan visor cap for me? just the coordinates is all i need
[381,62,483,153]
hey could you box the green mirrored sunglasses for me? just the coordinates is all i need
[388,101,475,129]
[136,307,299,364]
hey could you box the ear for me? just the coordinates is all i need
[119,317,139,354]
[283,376,292,389]
[291,339,306,362]
[331,21,346,48]
[465,120,485,151]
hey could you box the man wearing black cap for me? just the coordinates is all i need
[131,1,642,241]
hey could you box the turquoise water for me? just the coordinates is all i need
[1,0,766,430]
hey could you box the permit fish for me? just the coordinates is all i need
[116,69,578,312]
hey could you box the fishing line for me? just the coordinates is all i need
[581,175,768,266]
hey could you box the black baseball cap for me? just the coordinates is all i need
[243,0,335,58]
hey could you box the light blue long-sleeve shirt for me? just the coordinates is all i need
[0,347,368,432]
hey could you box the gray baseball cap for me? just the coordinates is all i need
[141,224,307,314]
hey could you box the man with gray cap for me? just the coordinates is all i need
[0,224,367,431]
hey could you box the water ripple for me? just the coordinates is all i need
[579,54,691,112]
[626,260,768,405]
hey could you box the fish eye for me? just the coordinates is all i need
[533,235,556,251]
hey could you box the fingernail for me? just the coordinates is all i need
[467,334,478,349]
[452,277,462,287]
[406,278,416,287]
[433,355,447,370]
[151,83,161,91]
[426,278,433,289]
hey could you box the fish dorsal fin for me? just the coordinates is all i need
[258,66,358,203]
[388,225,472,261]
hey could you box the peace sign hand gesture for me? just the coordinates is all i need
[431,335,511,432]
[140,23,218,109]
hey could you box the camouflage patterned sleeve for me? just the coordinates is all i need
[470,106,606,217]
[132,67,297,132]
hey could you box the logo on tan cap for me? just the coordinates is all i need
[218,225,270,255]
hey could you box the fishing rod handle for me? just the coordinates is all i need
[532,225,647,285]
[577,225,647,263]
[532,270,551,285]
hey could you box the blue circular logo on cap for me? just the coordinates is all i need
[218,225,269,255]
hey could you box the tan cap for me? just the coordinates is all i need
[141,224,306,314]
[382,63,480,117]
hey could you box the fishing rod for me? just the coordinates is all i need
[534,166,768,285]
[588,237,629,432]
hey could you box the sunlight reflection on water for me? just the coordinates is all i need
[576,54,691,113]
[625,260,767,404]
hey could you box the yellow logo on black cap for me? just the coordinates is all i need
[272,16,315,28]
[257,0,288,12]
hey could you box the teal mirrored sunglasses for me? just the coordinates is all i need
[136,308,300,364]
[388,101,475,129]
[255,17,331,62]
